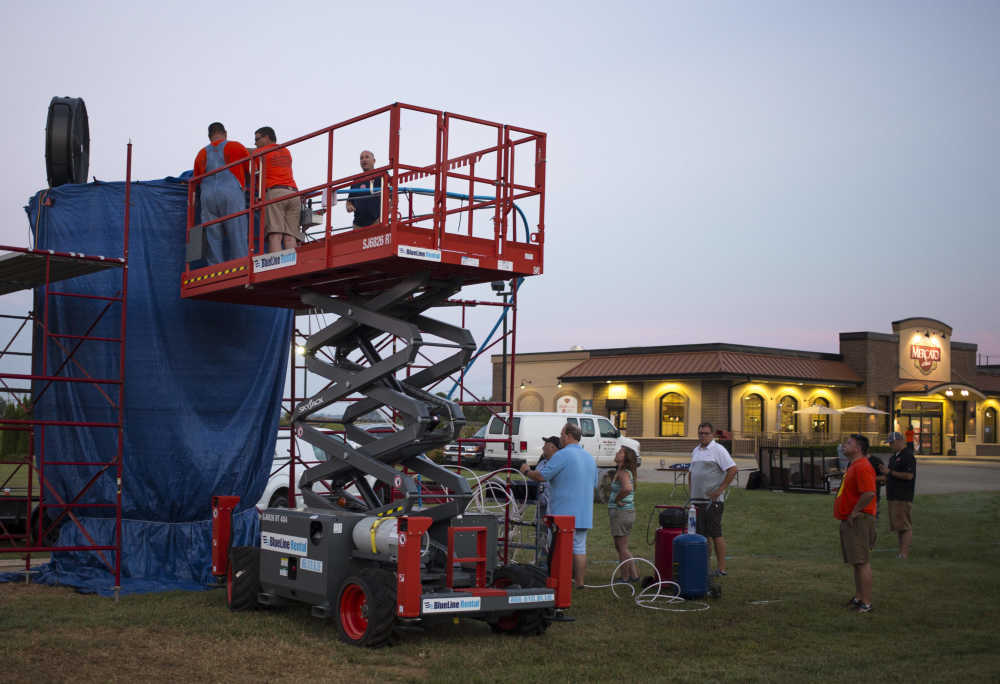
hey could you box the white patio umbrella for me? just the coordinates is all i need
[838,405,889,415]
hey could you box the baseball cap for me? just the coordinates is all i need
[542,435,561,448]
[885,431,905,443]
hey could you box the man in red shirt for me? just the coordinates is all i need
[835,433,877,613]
[253,127,304,253]
[192,122,250,264]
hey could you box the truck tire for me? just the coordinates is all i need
[336,568,396,647]
[28,507,63,547]
[268,490,289,509]
[227,546,261,611]
[489,564,551,636]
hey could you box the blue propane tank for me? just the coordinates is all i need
[673,532,708,599]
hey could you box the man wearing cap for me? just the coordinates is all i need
[523,436,559,566]
[535,436,560,517]
[520,423,596,588]
[881,431,916,559]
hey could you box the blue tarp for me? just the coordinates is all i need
[1,179,291,595]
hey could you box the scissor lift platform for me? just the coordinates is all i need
[181,225,541,308]
[181,103,545,308]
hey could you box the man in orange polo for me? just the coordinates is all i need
[192,122,249,264]
[253,127,304,253]
[835,433,877,613]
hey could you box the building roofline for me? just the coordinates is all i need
[891,317,952,335]
[839,331,899,343]
[496,341,843,362]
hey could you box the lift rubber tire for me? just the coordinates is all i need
[336,568,397,647]
[227,546,261,611]
[268,491,289,509]
[489,564,551,636]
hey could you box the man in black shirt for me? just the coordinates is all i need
[346,149,382,228]
[882,431,916,558]
[867,450,886,519]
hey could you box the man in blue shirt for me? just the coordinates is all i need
[345,150,382,228]
[520,422,597,588]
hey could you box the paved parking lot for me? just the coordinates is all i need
[639,453,1000,495]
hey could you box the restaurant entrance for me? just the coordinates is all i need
[900,400,943,454]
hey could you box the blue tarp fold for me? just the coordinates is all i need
[1,179,289,595]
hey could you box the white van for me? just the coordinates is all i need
[257,427,390,509]
[482,412,640,469]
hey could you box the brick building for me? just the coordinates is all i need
[492,317,1000,457]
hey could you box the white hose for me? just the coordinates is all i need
[582,557,710,612]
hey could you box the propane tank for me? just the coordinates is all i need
[352,517,399,556]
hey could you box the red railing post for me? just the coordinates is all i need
[388,105,401,243]
[325,130,334,269]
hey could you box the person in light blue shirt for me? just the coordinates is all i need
[521,422,597,588]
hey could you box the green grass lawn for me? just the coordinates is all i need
[2,484,998,682]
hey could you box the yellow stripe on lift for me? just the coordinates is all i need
[185,264,247,286]
[369,517,389,554]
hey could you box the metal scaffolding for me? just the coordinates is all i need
[0,145,132,592]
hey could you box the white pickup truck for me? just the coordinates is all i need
[482,412,641,468]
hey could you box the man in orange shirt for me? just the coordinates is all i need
[835,433,877,613]
[253,127,304,253]
[192,122,249,264]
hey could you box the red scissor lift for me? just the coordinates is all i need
[0,149,132,593]
[188,104,572,644]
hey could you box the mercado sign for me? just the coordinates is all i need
[910,343,942,375]
[894,318,951,383]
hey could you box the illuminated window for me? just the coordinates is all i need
[778,396,798,432]
[743,394,764,434]
[659,393,685,437]
[985,407,997,444]
[812,397,830,434]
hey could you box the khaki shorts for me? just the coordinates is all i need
[839,514,876,565]
[265,187,305,240]
[889,500,913,532]
[609,508,635,537]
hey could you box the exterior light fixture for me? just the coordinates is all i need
[519,381,526,390]
[557,382,563,388]
[960,389,969,397]
[945,388,954,397]
[295,345,307,356]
